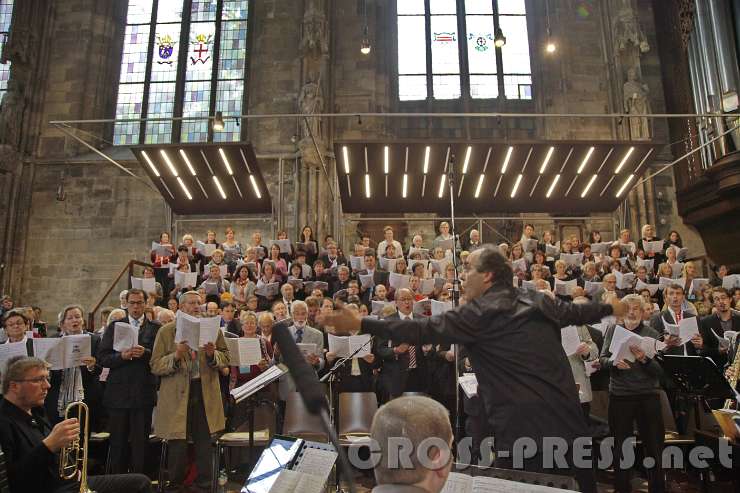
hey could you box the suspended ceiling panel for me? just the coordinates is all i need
[132,143,271,215]
[334,141,658,214]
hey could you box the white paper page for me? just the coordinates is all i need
[671,262,684,279]
[545,242,561,256]
[560,253,583,267]
[295,448,338,481]
[296,343,318,356]
[413,299,431,316]
[511,258,527,273]
[458,373,478,399]
[33,338,63,370]
[174,271,197,288]
[584,359,599,376]
[472,474,574,492]
[584,281,602,295]
[431,259,449,275]
[610,332,642,363]
[560,326,581,356]
[327,334,351,358]
[371,301,392,315]
[226,338,262,366]
[420,278,435,295]
[431,299,453,315]
[522,238,538,252]
[554,279,577,296]
[349,256,365,271]
[690,278,710,296]
[271,239,292,254]
[255,282,280,297]
[658,277,674,290]
[635,279,659,296]
[62,334,91,369]
[637,258,655,273]
[722,274,740,290]
[521,280,536,291]
[113,322,138,352]
[203,282,220,295]
[409,247,430,259]
[644,240,664,254]
[0,341,30,378]
[389,272,410,290]
[379,257,397,272]
[349,334,372,357]
[441,472,473,493]
[438,238,455,251]
[358,274,375,289]
[608,326,638,361]
[130,276,143,290]
[678,317,700,342]
[198,316,221,347]
[175,311,201,345]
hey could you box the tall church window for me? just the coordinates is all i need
[0,0,14,104]
[114,0,249,145]
[397,0,532,101]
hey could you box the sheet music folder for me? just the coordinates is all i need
[243,435,337,493]
[660,355,735,400]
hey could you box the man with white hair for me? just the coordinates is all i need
[118,289,128,309]
[277,300,325,400]
[599,294,665,493]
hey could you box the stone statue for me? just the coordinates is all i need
[613,5,649,53]
[299,0,329,57]
[623,68,651,140]
[299,79,324,141]
[0,20,33,149]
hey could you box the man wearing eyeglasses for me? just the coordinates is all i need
[0,356,152,492]
[98,288,161,475]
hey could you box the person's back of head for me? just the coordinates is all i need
[371,395,453,492]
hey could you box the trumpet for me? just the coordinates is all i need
[59,401,95,493]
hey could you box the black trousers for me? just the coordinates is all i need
[54,473,152,493]
[167,380,213,486]
[496,448,596,493]
[107,406,153,474]
[608,393,665,493]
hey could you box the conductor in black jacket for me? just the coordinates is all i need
[320,245,627,493]
[97,289,160,475]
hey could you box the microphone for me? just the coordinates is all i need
[271,320,326,415]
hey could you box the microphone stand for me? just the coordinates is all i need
[318,336,373,493]
[447,152,465,448]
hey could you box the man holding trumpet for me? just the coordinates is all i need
[0,356,152,493]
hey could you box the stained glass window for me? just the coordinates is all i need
[0,0,14,105]
[114,0,249,145]
[397,0,532,101]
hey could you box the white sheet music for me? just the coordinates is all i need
[130,276,156,293]
[635,279,659,296]
[442,471,575,493]
[198,316,221,347]
[62,334,92,368]
[328,334,371,358]
[255,282,280,297]
[420,278,436,295]
[0,341,29,376]
[174,271,198,288]
[175,311,200,345]
[33,338,63,370]
[296,343,318,356]
[294,448,338,481]
[113,322,138,352]
[431,299,453,315]
[608,325,641,362]
[268,469,325,493]
[560,326,581,356]
[584,281,602,295]
[459,373,478,398]
[389,272,410,290]
[225,338,262,366]
[554,279,577,296]
[349,255,365,271]
[358,274,375,289]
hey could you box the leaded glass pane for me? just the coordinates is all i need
[397,0,425,15]
[181,80,211,142]
[190,0,216,22]
[119,24,150,84]
[429,0,457,15]
[397,15,427,75]
[222,0,248,20]
[470,74,498,98]
[0,0,13,32]
[499,15,531,75]
[113,83,145,145]
[430,15,459,74]
[145,82,176,143]
[498,0,526,15]
[433,75,461,99]
[503,74,531,100]
[156,0,184,23]
[399,75,427,101]
[466,15,496,74]
[186,21,215,81]
[150,23,181,82]
[464,0,493,15]
[214,79,243,142]
[125,0,153,24]
[218,20,247,80]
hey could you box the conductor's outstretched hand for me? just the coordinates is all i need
[318,306,362,335]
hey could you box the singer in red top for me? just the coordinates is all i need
[320,245,628,493]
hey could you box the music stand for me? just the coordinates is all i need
[660,355,736,430]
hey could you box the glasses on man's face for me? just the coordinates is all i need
[127,300,145,306]
[15,376,51,385]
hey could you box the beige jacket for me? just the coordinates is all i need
[150,321,230,439]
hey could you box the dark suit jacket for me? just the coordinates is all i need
[42,332,103,427]
[318,254,347,270]
[0,398,73,492]
[699,313,740,368]
[97,314,160,409]
[358,269,390,305]
[374,312,429,398]
[222,318,243,337]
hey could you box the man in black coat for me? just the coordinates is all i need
[97,289,160,475]
[321,246,627,493]
[698,287,740,368]
[357,249,389,307]
[0,356,152,493]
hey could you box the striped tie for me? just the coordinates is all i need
[408,345,417,369]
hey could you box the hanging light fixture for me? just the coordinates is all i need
[494,27,506,48]
[212,111,224,131]
[360,0,371,55]
[544,1,556,54]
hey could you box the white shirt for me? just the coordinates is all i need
[377,240,403,258]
